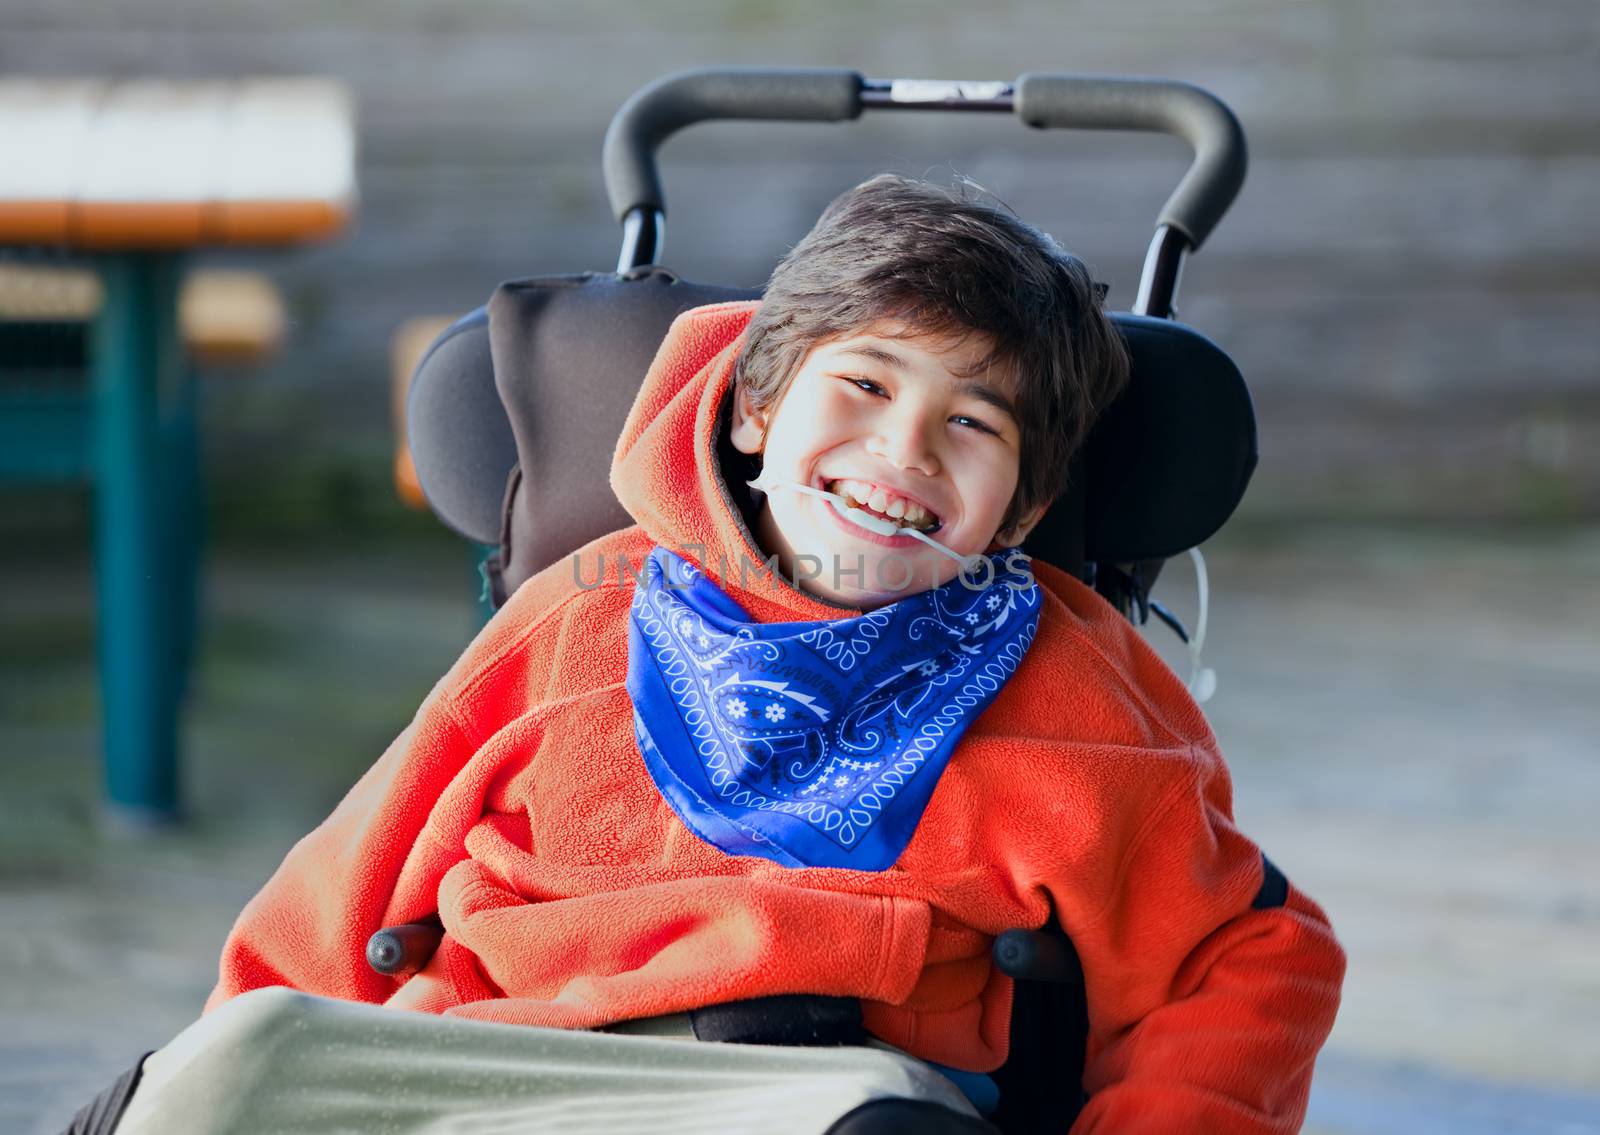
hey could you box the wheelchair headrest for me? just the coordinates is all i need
[407,269,1255,594]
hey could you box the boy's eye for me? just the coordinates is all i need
[840,376,886,396]
[952,414,1000,437]
[835,375,1003,438]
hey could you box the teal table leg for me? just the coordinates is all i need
[91,254,186,825]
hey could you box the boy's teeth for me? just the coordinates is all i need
[824,479,937,531]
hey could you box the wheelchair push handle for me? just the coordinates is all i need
[1014,74,1246,251]
[603,67,1246,274]
[603,67,865,227]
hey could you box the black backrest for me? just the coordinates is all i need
[408,267,1256,601]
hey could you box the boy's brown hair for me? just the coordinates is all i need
[736,174,1131,535]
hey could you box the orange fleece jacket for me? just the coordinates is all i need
[210,302,1344,1133]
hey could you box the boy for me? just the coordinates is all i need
[114,176,1343,1134]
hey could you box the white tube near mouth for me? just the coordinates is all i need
[748,477,976,567]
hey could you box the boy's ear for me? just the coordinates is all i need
[729,383,768,456]
[992,503,1049,549]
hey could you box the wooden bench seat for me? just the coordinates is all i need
[0,264,286,367]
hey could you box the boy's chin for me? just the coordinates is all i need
[793,545,965,606]
[801,575,922,612]
[757,503,982,605]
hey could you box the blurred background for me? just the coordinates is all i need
[1,2,1596,1133]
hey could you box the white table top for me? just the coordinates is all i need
[0,78,356,248]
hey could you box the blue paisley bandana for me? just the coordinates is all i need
[626,547,1042,871]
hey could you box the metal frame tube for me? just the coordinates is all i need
[858,78,1014,113]
[617,206,665,273]
[1133,225,1189,319]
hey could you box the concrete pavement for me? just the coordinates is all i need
[3,525,1597,1133]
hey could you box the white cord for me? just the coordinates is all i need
[1187,547,1217,703]
[748,477,977,567]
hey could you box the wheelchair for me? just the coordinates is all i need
[382,68,1262,1134]
[71,68,1260,1135]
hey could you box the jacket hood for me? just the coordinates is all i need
[609,301,859,624]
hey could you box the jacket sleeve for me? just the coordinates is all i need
[200,544,634,1013]
[204,676,483,1010]
[1062,749,1347,1135]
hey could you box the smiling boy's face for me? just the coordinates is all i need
[730,322,1045,609]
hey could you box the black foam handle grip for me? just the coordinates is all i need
[992,927,1086,984]
[366,920,445,976]
[1014,74,1247,249]
[604,67,864,222]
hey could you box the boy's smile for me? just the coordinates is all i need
[730,322,1045,608]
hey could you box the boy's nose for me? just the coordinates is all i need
[867,413,941,476]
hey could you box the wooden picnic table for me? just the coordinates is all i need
[0,77,356,825]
